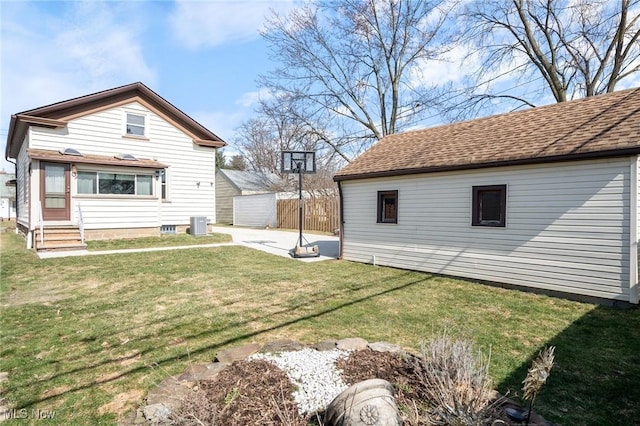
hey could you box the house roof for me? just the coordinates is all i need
[5,82,226,159]
[217,169,282,192]
[28,148,168,169]
[334,87,640,181]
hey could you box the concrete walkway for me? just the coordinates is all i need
[38,226,340,262]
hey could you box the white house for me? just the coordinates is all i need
[334,88,640,306]
[5,82,226,250]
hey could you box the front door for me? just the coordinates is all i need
[41,162,70,221]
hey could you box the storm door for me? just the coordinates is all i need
[40,162,70,220]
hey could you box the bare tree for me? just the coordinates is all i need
[260,0,457,161]
[235,99,319,174]
[235,97,339,194]
[446,0,640,118]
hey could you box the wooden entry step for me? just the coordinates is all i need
[35,226,87,251]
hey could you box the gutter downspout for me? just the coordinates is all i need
[337,180,344,259]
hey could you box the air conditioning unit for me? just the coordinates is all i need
[190,216,208,236]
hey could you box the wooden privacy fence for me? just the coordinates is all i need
[277,196,340,234]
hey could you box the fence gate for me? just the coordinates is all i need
[277,196,339,234]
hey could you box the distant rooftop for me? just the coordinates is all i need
[217,169,283,192]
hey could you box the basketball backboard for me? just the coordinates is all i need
[281,151,316,174]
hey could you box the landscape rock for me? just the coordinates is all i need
[177,362,228,382]
[142,403,171,424]
[261,339,305,353]
[325,378,402,426]
[213,342,261,363]
[314,340,338,351]
[368,341,402,353]
[336,337,368,351]
[145,376,191,411]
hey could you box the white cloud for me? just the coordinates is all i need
[0,2,156,169]
[1,2,157,169]
[235,88,272,107]
[169,0,301,49]
[409,43,478,88]
[1,2,156,118]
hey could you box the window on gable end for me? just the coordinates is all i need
[472,185,507,227]
[377,190,398,224]
[125,113,145,136]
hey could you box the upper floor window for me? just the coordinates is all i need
[125,113,145,137]
[377,190,398,224]
[472,185,506,227]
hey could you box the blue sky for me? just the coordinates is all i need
[2,1,638,173]
[0,0,303,172]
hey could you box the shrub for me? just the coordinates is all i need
[407,330,496,425]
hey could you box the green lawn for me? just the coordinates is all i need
[1,229,639,425]
[86,233,232,251]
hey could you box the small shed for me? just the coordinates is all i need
[334,88,640,306]
[0,172,16,220]
[215,169,282,224]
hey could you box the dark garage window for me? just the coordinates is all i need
[377,190,398,224]
[472,185,506,227]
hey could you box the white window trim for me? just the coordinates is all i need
[75,167,156,198]
[123,111,148,139]
[160,167,171,202]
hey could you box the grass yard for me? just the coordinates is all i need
[86,233,232,251]
[1,229,639,425]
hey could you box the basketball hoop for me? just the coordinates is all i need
[281,150,319,258]
[281,151,316,174]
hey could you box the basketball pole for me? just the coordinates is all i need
[297,160,303,249]
[281,150,319,258]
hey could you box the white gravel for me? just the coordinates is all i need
[248,348,351,414]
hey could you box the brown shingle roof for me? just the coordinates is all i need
[334,87,640,181]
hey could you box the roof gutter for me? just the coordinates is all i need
[337,180,344,260]
[333,147,640,182]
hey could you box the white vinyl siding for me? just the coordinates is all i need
[75,198,159,230]
[341,158,632,302]
[28,101,216,228]
[16,140,29,225]
[233,193,277,228]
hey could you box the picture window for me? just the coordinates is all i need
[77,171,153,196]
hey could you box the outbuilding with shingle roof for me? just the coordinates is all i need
[334,88,640,305]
